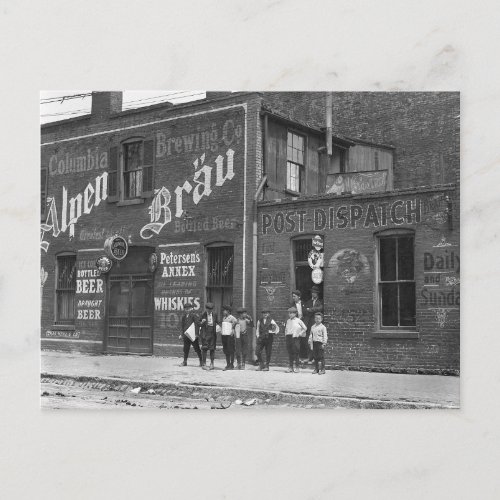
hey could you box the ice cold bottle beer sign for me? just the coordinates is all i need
[104,235,128,261]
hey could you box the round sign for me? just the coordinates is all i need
[312,235,323,251]
[104,235,128,261]
[311,268,323,284]
[308,249,324,269]
[96,255,113,274]
[148,252,158,273]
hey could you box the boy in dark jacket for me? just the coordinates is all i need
[255,307,279,371]
[199,302,219,370]
[235,307,253,369]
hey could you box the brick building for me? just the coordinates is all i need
[41,91,459,373]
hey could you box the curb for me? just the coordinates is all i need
[41,373,458,410]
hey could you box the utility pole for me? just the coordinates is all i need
[326,92,333,155]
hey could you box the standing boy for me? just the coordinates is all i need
[302,285,324,363]
[255,307,279,371]
[179,302,202,367]
[221,305,238,371]
[199,302,219,370]
[284,306,307,373]
[308,312,328,374]
[291,290,303,319]
[235,307,253,370]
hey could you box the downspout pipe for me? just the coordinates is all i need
[251,174,268,361]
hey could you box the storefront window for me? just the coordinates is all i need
[206,244,234,317]
[378,232,416,327]
[55,254,76,325]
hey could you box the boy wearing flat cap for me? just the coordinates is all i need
[221,305,238,370]
[284,306,307,373]
[291,290,304,319]
[199,302,219,370]
[235,307,253,370]
[255,307,279,371]
[179,302,202,367]
[308,311,328,374]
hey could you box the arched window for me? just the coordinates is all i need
[376,229,416,329]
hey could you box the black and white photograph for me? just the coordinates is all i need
[2,1,500,498]
[40,90,460,410]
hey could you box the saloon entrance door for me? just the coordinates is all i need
[107,274,153,354]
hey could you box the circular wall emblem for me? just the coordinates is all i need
[104,235,128,261]
[312,235,324,251]
[96,255,113,274]
[311,268,323,284]
[308,249,324,269]
[148,252,158,273]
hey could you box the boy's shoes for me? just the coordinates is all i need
[202,365,209,370]
[179,361,187,367]
[285,367,293,373]
[319,369,326,375]
[312,369,319,374]
[263,367,269,371]
[256,366,263,371]
[223,365,231,371]
[208,363,214,370]
[294,367,300,373]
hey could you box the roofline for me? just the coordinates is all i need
[41,91,260,131]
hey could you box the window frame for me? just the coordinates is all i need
[373,229,418,339]
[108,136,155,205]
[54,252,77,327]
[205,242,234,318]
[286,130,306,195]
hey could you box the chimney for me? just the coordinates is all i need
[91,91,123,121]
[206,91,232,100]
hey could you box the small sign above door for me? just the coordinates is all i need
[104,235,129,261]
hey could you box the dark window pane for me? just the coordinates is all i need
[399,283,416,326]
[398,236,414,280]
[294,239,312,262]
[131,282,151,316]
[380,238,396,281]
[124,142,142,171]
[381,283,398,326]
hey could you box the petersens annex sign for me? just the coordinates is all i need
[261,198,422,234]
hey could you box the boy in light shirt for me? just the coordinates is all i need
[284,306,307,373]
[308,312,328,375]
[221,305,237,371]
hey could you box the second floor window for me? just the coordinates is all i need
[108,138,154,202]
[287,132,305,193]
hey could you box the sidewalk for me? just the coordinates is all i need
[41,351,459,408]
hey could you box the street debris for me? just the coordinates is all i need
[243,398,257,406]
[55,392,66,397]
[41,391,49,397]
[146,389,156,394]
[234,399,243,405]
[210,401,232,409]
[130,387,141,394]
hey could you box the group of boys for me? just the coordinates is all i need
[179,285,327,374]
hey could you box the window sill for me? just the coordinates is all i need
[117,198,145,207]
[284,189,303,197]
[372,330,419,339]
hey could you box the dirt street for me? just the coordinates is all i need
[40,382,316,410]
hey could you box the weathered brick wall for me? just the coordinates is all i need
[257,187,460,373]
[41,94,261,355]
[262,91,460,191]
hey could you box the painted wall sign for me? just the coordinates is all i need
[140,149,236,239]
[148,253,158,273]
[312,235,323,251]
[104,235,128,261]
[154,245,203,313]
[79,225,129,241]
[45,330,81,339]
[48,147,108,177]
[261,198,421,235]
[308,249,324,269]
[326,170,388,195]
[96,256,112,274]
[311,268,323,284]
[40,172,109,252]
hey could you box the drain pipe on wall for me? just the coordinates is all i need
[251,174,268,362]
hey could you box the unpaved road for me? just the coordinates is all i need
[40,382,317,410]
